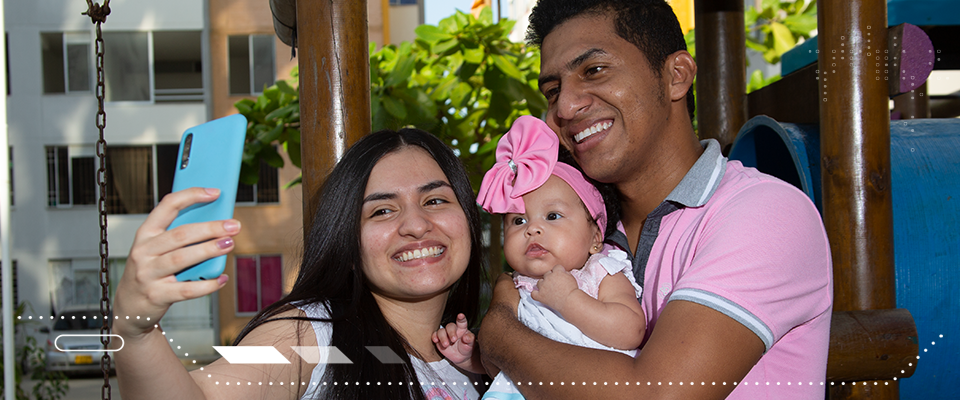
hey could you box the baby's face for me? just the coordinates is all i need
[503,175,603,278]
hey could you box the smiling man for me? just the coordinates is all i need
[477,1,833,399]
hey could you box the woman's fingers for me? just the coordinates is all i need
[138,219,240,274]
[137,187,221,239]
[145,233,237,279]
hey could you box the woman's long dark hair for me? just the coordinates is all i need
[234,128,484,399]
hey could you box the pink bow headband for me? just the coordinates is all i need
[476,116,607,238]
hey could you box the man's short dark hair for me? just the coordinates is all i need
[527,0,695,119]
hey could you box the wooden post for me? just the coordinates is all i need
[818,0,898,398]
[694,0,746,154]
[297,0,372,229]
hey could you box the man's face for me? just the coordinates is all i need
[539,13,672,184]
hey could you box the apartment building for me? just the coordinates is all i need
[3,0,423,357]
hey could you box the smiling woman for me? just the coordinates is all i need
[111,129,485,400]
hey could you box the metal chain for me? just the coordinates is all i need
[82,1,111,399]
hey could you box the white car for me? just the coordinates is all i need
[41,307,114,374]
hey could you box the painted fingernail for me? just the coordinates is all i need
[217,275,229,285]
[205,188,220,196]
[217,238,234,249]
[223,220,240,232]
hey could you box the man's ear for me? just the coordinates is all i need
[666,50,697,102]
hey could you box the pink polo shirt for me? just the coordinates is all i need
[609,140,833,399]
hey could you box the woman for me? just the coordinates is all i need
[112,128,485,399]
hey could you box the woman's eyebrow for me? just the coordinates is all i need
[362,181,451,204]
[363,192,395,204]
[419,180,452,193]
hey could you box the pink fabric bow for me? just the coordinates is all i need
[476,116,558,214]
[477,116,608,237]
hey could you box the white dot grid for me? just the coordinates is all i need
[23,313,941,389]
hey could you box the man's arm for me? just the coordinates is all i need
[478,274,764,399]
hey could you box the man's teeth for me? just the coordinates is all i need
[574,121,612,143]
[396,246,445,262]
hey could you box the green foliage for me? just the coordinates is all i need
[0,302,69,400]
[235,7,542,190]
[234,69,300,187]
[745,0,818,64]
[683,0,817,132]
[371,7,542,189]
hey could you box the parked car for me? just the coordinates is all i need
[41,306,114,374]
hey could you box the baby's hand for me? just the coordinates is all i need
[432,313,475,366]
[531,265,578,313]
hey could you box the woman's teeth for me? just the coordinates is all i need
[574,121,612,143]
[395,246,445,262]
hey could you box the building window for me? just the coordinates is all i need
[390,0,419,4]
[104,144,178,214]
[228,35,275,95]
[0,261,17,308]
[93,31,203,102]
[235,255,282,315]
[103,31,150,101]
[41,32,91,94]
[46,146,96,207]
[153,31,204,102]
[49,259,99,311]
[236,160,280,205]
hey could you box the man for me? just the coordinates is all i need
[477,1,833,398]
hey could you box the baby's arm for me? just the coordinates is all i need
[532,266,646,350]
[432,313,485,374]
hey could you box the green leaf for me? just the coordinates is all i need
[769,22,796,57]
[260,145,285,169]
[478,6,493,25]
[264,103,298,121]
[385,52,417,87]
[256,123,285,143]
[275,79,298,96]
[784,14,817,36]
[381,96,408,119]
[283,174,302,189]
[433,38,459,54]
[239,161,260,185]
[491,54,524,81]
[284,139,301,169]
[449,82,473,108]
[745,38,768,53]
[235,98,255,115]
[463,47,485,64]
[415,25,452,42]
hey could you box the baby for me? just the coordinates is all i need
[433,116,646,399]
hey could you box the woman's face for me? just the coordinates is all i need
[359,147,471,303]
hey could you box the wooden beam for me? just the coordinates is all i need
[818,0,898,398]
[747,64,820,123]
[296,0,372,228]
[827,309,918,382]
[694,0,746,154]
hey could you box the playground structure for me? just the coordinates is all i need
[270,0,957,398]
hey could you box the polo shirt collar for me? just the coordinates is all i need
[664,138,727,208]
[607,138,727,259]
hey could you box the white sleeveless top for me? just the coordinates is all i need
[296,302,481,400]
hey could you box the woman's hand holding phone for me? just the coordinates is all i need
[112,187,241,341]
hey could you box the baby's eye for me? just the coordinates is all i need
[546,212,562,221]
[512,216,527,225]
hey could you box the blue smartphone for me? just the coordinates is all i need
[169,114,247,282]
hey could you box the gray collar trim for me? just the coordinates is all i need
[664,139,727,208]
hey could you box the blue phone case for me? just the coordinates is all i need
[169,114,247,281]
